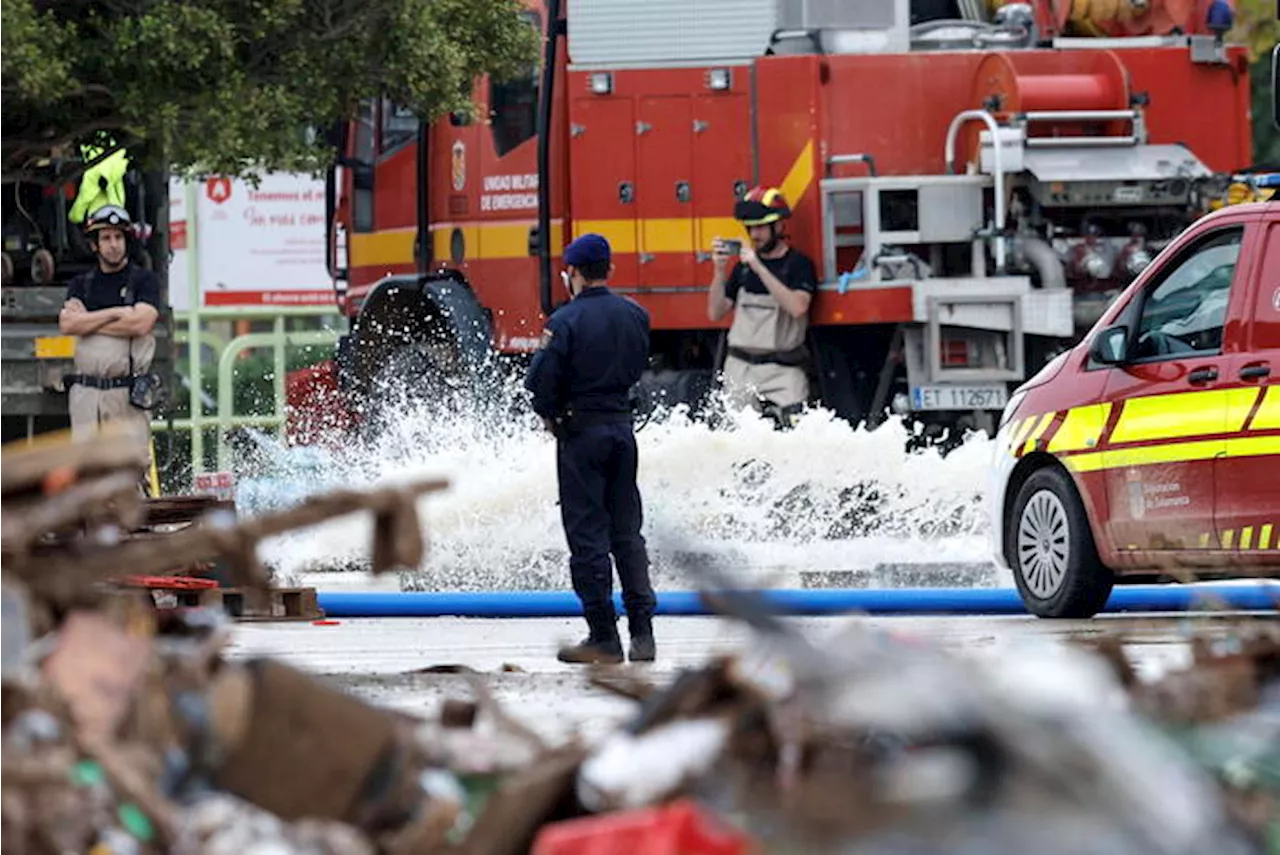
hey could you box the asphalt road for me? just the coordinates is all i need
[224,612,1264,743]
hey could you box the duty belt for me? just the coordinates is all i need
[64,373,134,390]
[727,345,809,367]
[561,409,633,429]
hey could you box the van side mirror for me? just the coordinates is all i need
[1090,324,1129,365]
[1272,44,1278,131]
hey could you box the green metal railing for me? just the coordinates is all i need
[153,180,344,476]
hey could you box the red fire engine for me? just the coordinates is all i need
[294,0,1257,446]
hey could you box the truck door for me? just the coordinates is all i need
[691,93,752,284]
[637,96,694,289]
[569,97,638,287]
[1215,215,1280,555]
[1100,225,1247,554]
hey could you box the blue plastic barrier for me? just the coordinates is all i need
[316,584,1278,618]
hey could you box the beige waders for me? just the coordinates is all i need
[721,290,810,412]
[68,333,155,486]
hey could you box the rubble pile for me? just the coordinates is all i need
[2,426,1277,854]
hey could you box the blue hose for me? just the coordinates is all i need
[316,585,1278,618]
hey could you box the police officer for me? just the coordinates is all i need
[524,233,657,665]
[58,205,160,459]
[707,186,818,427]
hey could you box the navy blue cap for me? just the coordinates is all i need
[564,233,611,267]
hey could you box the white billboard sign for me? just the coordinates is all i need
[168,173,335,312]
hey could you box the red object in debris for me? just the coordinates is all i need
[117,576,219,591]
[530,799,753,855]
[312,620,341,626]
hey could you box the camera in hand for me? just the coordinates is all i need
[720,238,742,256]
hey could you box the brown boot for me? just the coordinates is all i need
[557,612,624,664]
[557,634,624,664]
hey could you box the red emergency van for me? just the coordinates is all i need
[990,200,1280,618]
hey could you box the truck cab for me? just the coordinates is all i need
[990,200,1280,617]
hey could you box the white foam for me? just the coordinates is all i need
[245,377,998,591]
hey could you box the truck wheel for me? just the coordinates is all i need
[31,249,54,285]
[1006,466,1113,618]
[349,274,497,431]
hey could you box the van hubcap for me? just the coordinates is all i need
[1017,490,1070,598]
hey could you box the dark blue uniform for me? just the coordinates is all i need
[524,286,656,641]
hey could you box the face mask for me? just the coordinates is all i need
[560,269,573,297]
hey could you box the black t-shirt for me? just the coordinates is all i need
[725,248,818,303]
[66,265,160,312]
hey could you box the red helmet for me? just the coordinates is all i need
[734,186,791,226]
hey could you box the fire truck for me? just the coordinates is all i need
[303,0,1259,446]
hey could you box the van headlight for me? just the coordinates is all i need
[999,390,1026,431]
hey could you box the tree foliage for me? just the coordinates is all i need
[1,0,539,179]
[1228,0,1280,165]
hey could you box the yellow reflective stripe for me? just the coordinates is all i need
[779,140,816,211]
[1225,434,1280,458]
[481,222,561,259]
[1096,438,1224,470]
[1198,532,1211,548]
[1008,416,1037,451]
[352,228,416,268]
[351,140,816,268]
[1021,412,1056,455]
[1252,387,1280,430]
[1262,524,1274,550]
[640,219,695,254]
[1047,403,1109,453]
[1065,434,1280,473]
[1221,529,1235,549]
[1240,526,1254,550]
[1109,389,1229,444]
[1226,387,1261,431]
[574,219,637,253]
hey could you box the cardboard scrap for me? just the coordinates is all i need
[43,611,153,741]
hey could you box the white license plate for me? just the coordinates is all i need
[911,384,1008,411]
[1113,185,1144,203]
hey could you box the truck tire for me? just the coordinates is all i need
[348,273,497,431]
[1006,466,1114,618]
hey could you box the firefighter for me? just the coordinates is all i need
[707,186,818,428]
[524,233,657,665]
[58,205,161,472]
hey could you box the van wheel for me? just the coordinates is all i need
[1007,466,1113,618]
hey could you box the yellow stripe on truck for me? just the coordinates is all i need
[347,142,815,270]
[780,140,816,212]
[1252,387,1280,430]
[1021,412,1056,455]
[351,228,416,269]
[1010,384,1279,475]
[1046,403,1109,453]
[641,219,696,254]
[1008,417,1039,450]
[1064,434,1280,474]
[1109,388,1237,444]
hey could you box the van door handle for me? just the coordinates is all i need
[1239,363,1271,380]
[1187,366,1218,385]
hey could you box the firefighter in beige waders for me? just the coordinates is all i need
[58,205,161,468]
[707,186,817,427]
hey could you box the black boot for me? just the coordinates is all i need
[628,615,655,663]
[558,612,624,665]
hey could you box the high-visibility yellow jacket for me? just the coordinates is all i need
[69,143,129,224]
